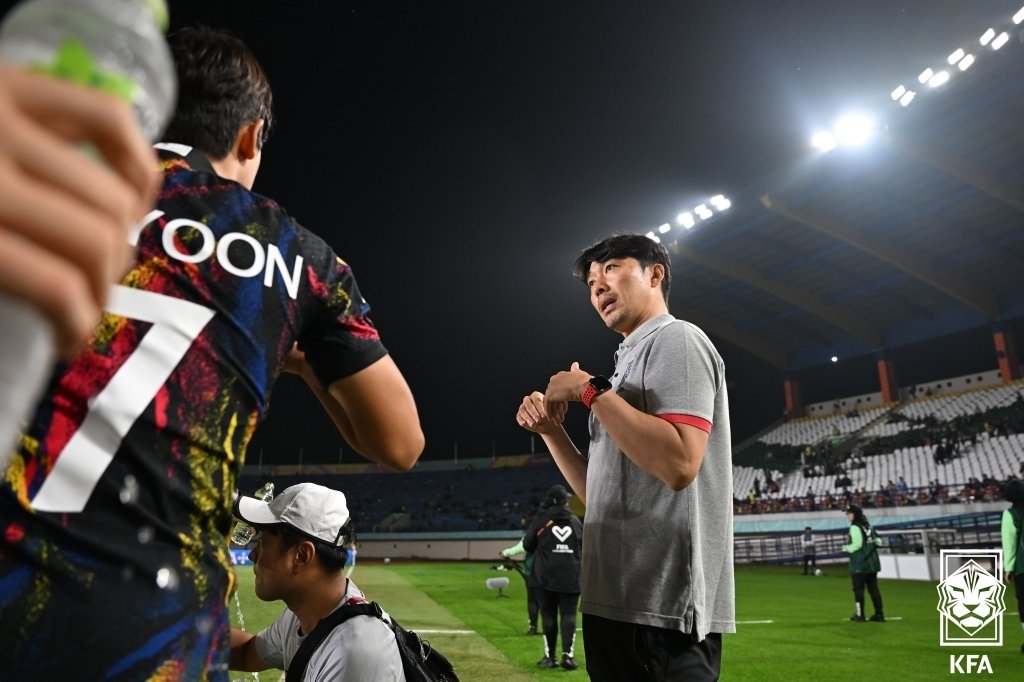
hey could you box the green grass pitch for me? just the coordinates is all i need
[229,562,1023,681]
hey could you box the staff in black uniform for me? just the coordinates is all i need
[524,484,584,670]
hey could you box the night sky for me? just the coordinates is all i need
[33,1,1024,464]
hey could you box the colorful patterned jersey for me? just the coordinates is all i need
[0,146,387,680]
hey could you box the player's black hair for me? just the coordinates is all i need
[571,233,672,300]
[1005,479,1024,507]
[164,25,275,158]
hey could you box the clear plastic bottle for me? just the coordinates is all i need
[232,482,275,546]
[0,0,176,458]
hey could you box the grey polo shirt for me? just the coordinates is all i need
[255,579,406,681]
[581,313,736,640]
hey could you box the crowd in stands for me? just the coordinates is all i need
[733,385,1024,515]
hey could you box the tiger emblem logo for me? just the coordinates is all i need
[936,559,1006,636]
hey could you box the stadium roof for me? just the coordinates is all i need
[662,25,1024,372]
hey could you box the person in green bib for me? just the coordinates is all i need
[1001,479,1024,653]
[842,504,885,622]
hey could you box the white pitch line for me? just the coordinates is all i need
[737,619,774,624]
[414,628,475,635]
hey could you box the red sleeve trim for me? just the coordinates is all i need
[658,413,712,434]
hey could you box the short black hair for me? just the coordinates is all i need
[1005,479,1024,507]
[571,233,672,300]
[164,25,274,158]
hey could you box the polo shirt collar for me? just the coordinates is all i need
[617,313,675,356]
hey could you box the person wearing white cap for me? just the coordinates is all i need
[229,483,406,681]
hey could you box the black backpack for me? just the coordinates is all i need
[285,601,461,682]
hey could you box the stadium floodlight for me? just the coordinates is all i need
[695,204,712,220]
[658,223,671,234]
[947,48,965,65]
[991,31,1010,49]
[1015,6,1024,24]
[918,67,934,84]
[980,28,995,45]
[958,54,975,71]
[676,212,695,229]
[830,356,838,363]
[710,194,731,211]
[899,90,916,107]
[811,130,837,151]
[891,85,906,101]
[927,70,950,87]
[834,114,873,147]
[645,231,661,243]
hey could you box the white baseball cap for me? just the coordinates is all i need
[236,482,351,546]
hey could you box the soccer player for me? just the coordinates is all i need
[0,26,423,679]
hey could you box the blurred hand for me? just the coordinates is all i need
[0,63,159,357]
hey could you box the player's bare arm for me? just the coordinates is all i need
[288,347,424,470]
[228,628,268,673]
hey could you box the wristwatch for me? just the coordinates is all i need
[581,375,613,410]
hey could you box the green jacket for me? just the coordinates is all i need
[1002,506,1024,574]
[843,523,881,574]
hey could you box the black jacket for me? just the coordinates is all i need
[522,505,583,593]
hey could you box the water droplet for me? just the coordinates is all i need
[155,566,180,590]
[119,475,139,505]
[121,564,135,582]
[137,525,154,544]
[195,614,214,636]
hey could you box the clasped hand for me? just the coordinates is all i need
[515,362,592,434]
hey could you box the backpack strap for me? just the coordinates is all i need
[285,601,383,682]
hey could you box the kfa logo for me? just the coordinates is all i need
[949,655,993,674]
[936,549,1005,648]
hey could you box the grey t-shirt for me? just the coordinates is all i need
[255,579,406,681]
[581,313,736,640]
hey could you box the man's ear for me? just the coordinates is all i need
[649,263,665,289]
[292,540,316,572]
[237,119,265,161]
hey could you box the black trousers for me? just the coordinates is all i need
[851,572,884,616]
[1014,573,1024,625]
[802,552,816,573]
[582,612,722,682]
[526,585,540,628]
[537,589,579,657]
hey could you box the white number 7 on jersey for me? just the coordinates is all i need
[31,286,214,513]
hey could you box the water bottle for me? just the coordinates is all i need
[232,482,275,546]
[0,0,176,459]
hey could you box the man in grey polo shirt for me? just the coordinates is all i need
[516,233,735,681]
[229,482,406,681]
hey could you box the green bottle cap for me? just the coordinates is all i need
[145,0,170,33]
